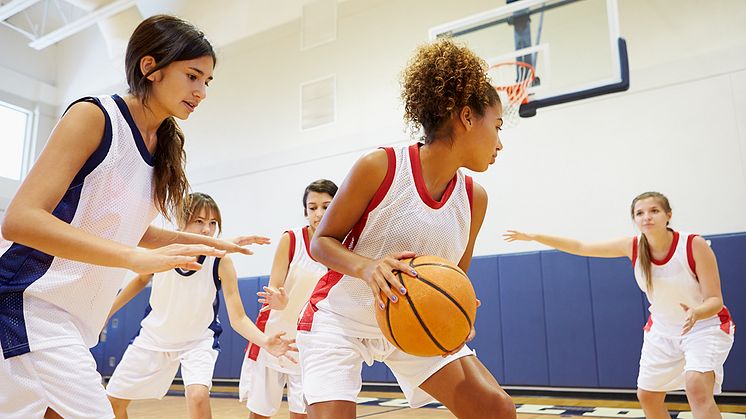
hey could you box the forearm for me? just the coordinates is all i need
[695,296,724,320]
[229,313,268,346]
[139,225,213,249]
[108,277,149,320]
[312,236,371,278]
[529,234,586,256]
[3,208,135,269]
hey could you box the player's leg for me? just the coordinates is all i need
[106,345,180,418]
[297,331,366,419]
[636,329,682,419]
[247,366,286,419]
[180,345,219,419]
[683,326,734,419]
[286,371,307,419]
[421,355,514,418]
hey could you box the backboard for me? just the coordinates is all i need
[429,0,629,118]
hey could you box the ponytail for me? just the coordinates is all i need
[153,117,189,220]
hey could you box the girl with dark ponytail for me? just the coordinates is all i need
[505,191,734,419]
[0,15,268,418]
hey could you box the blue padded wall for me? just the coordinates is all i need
[498,252,550,385]
[94,233,745,392]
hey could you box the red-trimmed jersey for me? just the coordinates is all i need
[633,231,734,337]
[248,226,328,372]
[298,144,474,338]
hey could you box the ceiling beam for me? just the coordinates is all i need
[28,0,137,50]
[0,0,42,21]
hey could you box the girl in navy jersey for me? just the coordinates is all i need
[504,191,734,419]
[239,179,337,419]
[0,15,265,419]
[296,39,515,418]
[106,192,295,419]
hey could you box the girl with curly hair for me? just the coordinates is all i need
[296,39,514,418]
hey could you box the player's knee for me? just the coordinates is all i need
[685,375,714,408]
[636,389,659,405]
[474,389,516,419]
[186,386,210,405]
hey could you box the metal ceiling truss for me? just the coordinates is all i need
[0,0,136,50]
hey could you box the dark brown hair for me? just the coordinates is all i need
[303,179,338,216]
[631,191,672,293]
[125,15,216,220]
[401,38,500,144]
[178,192,222,234]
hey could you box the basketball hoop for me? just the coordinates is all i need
[490,61,536,127]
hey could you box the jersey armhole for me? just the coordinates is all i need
[465,175,474,214]
[631,236,638,267]
[212,257,222,290]
[286,230,296,266]
[64,97,113,188]
[365,147,396,212]
[686,234,699,280]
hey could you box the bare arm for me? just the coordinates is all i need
[139,225,270,255]
[257,232,292,311]
[458,181,488,273]
[219,256,296,359]
[310,149,416,310]
[1,102,223,274]
[107,274,153,321]
[504,230,633,259]
[681,236,724,334]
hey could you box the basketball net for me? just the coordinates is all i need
[490,61,536,128]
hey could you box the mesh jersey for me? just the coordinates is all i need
[0,94,158,358]
[248,226,328,373]
[298,144,474,338]
[133,256,222,352]
[633,231,734,337]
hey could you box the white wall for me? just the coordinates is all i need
[45,0,746,277]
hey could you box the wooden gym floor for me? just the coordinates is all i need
[122,384,746,418]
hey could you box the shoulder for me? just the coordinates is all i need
[689,235,713,256]
[354,148,391,176]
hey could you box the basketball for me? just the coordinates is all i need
[375,255,477,357]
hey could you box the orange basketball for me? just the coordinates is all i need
[375,255,477,357]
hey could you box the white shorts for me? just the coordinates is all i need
[0,344,113,419]
[239,355,305,415]
[297,330,474,408]
[638,322,735,393]
[106,341,219,400]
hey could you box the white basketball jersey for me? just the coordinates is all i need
[633,231,734,337]
[133,256,222,352]
[298,144,473,338]
[248,227,327,372]
[0,94,158,358]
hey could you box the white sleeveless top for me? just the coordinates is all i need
[298,144,473,338]
[248,226,328,372]
[633,231,733,337]
[133,256,222,352]
[0,94,158,358]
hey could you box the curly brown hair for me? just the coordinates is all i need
[401,38,500,144]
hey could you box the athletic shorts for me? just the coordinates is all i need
[239,354,305,415]
[0,344,113,418]
[297,330,474,408]
[638,322,734,393]
[106,342,218,400]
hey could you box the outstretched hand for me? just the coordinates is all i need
[213,235,271,256]
[361,251,417,310]
[264,331,298,363]
[503,230,534,242]
[128,244,226,274]
[258,286,289,312]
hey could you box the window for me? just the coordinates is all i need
[0,101,31,181]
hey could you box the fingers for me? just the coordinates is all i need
[165,244,226,258]
[476,298,481,308]
[235,235,271,246]
[259,304,270,312]
[680,303,690,311]
[392,251,416,260]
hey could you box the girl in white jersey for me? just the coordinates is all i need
[239,179,337,419]
[106,193,296,418]
[504,191,734,419]
[0,15,266,419]
[296,39,515,419]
